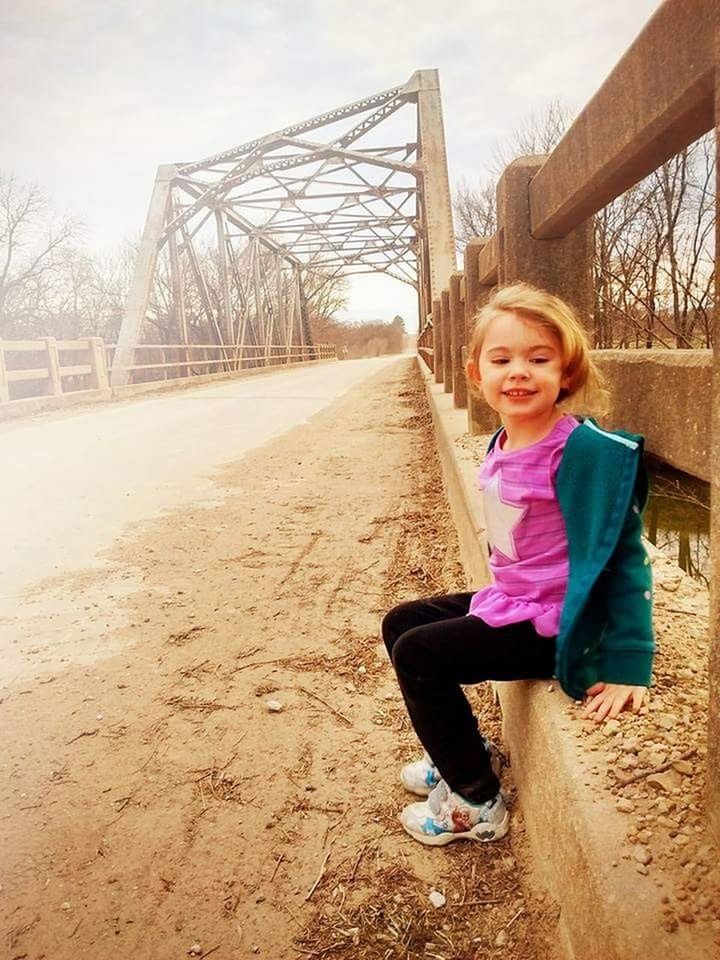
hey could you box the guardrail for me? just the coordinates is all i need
[105,342,336,382]
[417,322,434,374]
[0,337,109,404]
[0,337,336,412]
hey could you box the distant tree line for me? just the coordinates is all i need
[454,102,715,348]
[310,313,406,358]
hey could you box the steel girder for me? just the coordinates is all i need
[111,69,455,386]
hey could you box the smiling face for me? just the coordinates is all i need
[472,310,569,428]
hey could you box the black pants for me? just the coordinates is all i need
[382,592,556,804]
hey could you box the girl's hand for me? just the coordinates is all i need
[582,682,647,722]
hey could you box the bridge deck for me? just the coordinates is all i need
[1,358,556,959]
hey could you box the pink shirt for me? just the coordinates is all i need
[468,415,580,637]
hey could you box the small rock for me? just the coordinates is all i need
[633,845,652,866]
[635,863,649,875]
[61,901,71,911]
[265,700,283,712]
[188,946,202,957]
[357,665,367,675]
[678,910,695,924]
[618,756,638,770]
[495,930,508,947]
[647,770,682,793]
[604,719,621,734]
[616,799,635,813]
[655,713,676,731]
[96,713,104,721]
[428,890,446,908]
[672,760,693,775]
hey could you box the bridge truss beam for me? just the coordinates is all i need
[112,69,455,386]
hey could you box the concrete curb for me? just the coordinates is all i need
[418,357,706,960]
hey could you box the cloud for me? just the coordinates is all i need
[1,0,662,318]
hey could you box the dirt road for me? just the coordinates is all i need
[1,359,556,960]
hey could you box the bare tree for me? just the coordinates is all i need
[453,101,573,253]
[594,134,715,348]
[454,179,497,249]
[488,99,575,180]
[0,174,80,337]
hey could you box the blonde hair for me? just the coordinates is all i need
[465,282,607,416]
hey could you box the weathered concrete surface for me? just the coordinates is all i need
[0,356,398,610]
[420,356,717,960]
[462,237,488,337]
[594,349,711,482]
[431,296,443,385]
[441,288,452,393]
[449,272,466,408]
[497,157,594,326]
[477,233,499,285]
[529,0,717,238]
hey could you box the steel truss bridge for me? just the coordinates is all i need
[112,69,455,386]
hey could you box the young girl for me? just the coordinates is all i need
[382,282,655,847]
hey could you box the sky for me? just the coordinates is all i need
[1,0,662,326]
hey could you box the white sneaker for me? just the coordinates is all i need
[399,738,504,797]
[399,779,509,846]
[400,750,441,795]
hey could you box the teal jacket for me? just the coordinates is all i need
[487,417,655,701]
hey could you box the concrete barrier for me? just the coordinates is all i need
[593,350,711,482]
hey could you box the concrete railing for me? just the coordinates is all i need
[0,337,110,404]
[423,0,720,848]
[0,337,337,420]
[105,342,336,382]
[417,321,434,374]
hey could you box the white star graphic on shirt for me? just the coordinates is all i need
[483,472,525,561]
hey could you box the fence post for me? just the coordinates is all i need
[449,271,467,408]
[497,156,593,324]
[0,342,9,403]
[431,298,443,384]
[88,338,110,391]
[441,289,452,393]
[43,337,62,396]
[463,238,501,436]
